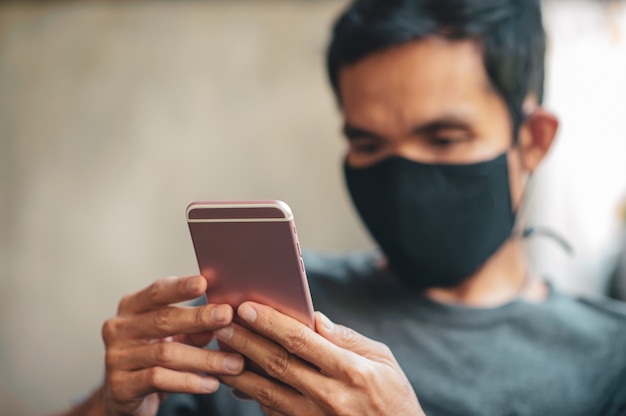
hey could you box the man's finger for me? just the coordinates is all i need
[229,302,363,378]
[215,322,354,409]
[214,323,329,397]
[110,367,220,400]
[221,371,322,416]
[106,342,244,375]
[118,275,207,315]
[103,304,233,343]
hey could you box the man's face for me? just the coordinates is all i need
[339,37,514,169]
[337,36,558,290]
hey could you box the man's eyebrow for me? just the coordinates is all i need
[411,116,473,136]
[342,116,473,141]
[342,124,384,141]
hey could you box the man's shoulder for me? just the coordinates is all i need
[554,290,626,332]
[550,288,626,325]
[540,288,626,356]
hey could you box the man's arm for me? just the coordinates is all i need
[218,302,426,416]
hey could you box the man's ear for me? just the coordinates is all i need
[517,108,559,172]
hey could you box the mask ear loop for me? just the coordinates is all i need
[522,227,575,256]
[507,120,539,298]
[510,111,575,257]
[510,170,574,301]
[510,113,534,241]
[508,113,574,300]
[515,177,575,256]
[510,162,575,256]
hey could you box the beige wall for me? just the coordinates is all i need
[0,1,365,413]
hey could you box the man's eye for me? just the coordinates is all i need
[351,141,381,154]
[429,137,457,147]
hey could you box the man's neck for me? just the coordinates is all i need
[423,239,548,308]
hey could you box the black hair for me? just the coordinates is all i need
[326,0,546,134]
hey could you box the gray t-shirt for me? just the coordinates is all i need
[159,251,626,416]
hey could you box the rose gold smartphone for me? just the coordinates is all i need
[186,200,315,329]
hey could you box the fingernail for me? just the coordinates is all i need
[212,305,231,323]
[201,376,219,393]
[187,277,202,293]
[223,355,243,373]
[214,325,234,341]
[238,304,257,323]
[319,313,334,332]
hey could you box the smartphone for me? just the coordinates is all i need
[187,200,315,329]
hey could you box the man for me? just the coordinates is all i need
[63,0,626,415]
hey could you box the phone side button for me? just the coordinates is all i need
[299,257,305,272]
[296,242,302,255]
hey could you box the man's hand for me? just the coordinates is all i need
[99,275,245,416]
[215,302,425,416]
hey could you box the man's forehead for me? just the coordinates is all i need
[338,37,492,102]
[337,37,499,130]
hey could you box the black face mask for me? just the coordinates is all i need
[344,153,515,290]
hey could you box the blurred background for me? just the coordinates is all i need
[0,0,625,413]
